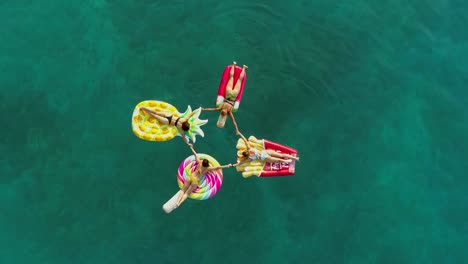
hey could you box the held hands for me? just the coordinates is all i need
[221,163,234,169]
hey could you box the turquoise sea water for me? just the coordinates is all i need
[1,1,468,263]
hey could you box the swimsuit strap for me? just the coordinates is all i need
[175,117,181,126]
[225,99,234,106]
[251,150,260,160]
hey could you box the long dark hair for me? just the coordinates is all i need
[181,121,190,131]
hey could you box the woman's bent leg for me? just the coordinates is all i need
[225,62,236,90]
[178,183,198,206]
[266,150,298,160]
[176,181,191,206]
[265,156,292,164]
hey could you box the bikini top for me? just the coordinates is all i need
[174,117,181,126]
[250,149,261,160]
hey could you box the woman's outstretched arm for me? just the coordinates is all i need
[201,106,221,112]
[187,108,199,119]
[208,163,233,171]
[188,145,198,160]
[233,158,249,167]
[180,131,193,148]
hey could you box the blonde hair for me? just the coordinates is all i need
[220,109,227,116]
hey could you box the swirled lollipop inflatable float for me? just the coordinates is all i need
[163,154,223,213]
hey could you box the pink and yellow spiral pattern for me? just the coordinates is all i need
[177,154,223,200]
